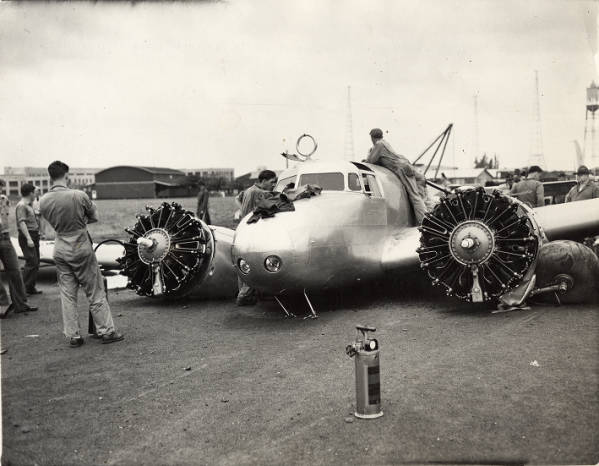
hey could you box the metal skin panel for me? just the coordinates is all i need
[231,161,418,295]
[186,226,238,300]
[532,198,599,241]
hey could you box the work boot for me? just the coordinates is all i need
[102,332,125,344]
[14,304,39,314]
[26,289,43,295]
[70,337,85,348]
[0,304,11,319]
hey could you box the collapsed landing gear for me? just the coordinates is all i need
[531,240,599,304]
[272,290,319,319]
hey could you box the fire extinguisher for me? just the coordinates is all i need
[346,325,383,419]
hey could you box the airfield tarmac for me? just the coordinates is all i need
[1,269,598,466]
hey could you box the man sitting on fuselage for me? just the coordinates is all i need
[364,128,428,224]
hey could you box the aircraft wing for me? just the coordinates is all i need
[379,198,599,274]
[532,198,599,240]
[10,237,125,270]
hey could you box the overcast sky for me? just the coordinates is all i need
[0,0,596,175]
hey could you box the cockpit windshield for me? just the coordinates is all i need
[276,175,297,192]
[298,172,344,191]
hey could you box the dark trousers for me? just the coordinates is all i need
[0,233,28,310]
[197,210,211,225]
[18,230,40,292]
[0,272,9,306]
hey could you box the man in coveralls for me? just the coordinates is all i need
[365,128,428,224]
[235,169,277,305]
[40,161,124,347]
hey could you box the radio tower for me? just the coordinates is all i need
[584,81,599,169]
[473,94,480,161]
[529,70,546,169]
[344,86,355,161]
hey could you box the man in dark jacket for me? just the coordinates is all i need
[565,165,599,202]
[510,165,545,208]
[0,189,38,318]
[196,181,211,224]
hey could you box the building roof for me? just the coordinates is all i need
[432,168,493,180]
[95,166,185,176]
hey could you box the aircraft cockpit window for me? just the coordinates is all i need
[299,172,344,191]
[362,173,382,197]
[276,175,297,192]
[348,173,362,191]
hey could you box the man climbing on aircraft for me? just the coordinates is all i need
[235,169,278,305]
[365,128,428,224]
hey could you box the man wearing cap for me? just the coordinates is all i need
[40,161,124,347]
[0,189,38,318]
[16,183,42,295]
[510,165,545,208]
[565,165,599,203]
[365,128,428,224]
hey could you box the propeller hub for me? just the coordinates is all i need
[138,228,171,264]
[449,220,494,266]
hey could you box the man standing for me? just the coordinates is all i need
[235,169,277,306]
[0,191,38,318]
[510,165,545,208]
[565,165,599,202]
[16,183,42,295]
[365,128,428,224]
[40,161,123,347]
[196,181,211,224]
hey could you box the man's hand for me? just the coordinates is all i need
[27,238,34,248]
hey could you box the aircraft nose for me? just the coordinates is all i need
[232,217,295,293]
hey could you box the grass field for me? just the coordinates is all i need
[7,196,238,242]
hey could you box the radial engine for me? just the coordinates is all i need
[117,202,237,299]
[417,187,599,304]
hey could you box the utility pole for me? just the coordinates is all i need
[529,70,547,169]
[473,94,480,165]
[344,86,355,161]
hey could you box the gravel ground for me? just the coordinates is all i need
[1,269,598,465]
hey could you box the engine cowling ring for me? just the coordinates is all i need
[417,187,542,302]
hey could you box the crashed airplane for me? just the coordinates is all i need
[13,129,599,316]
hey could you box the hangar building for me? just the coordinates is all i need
[94,166,188,199]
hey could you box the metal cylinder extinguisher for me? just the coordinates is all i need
[346,325,383,419]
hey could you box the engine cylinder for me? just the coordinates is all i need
[417,187,542,302]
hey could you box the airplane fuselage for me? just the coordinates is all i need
[231,160,417,295]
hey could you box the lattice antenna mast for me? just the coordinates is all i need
[584,81,599,169]
[473,94,480,163]
[344,86,355,161]
[529,70,547,169]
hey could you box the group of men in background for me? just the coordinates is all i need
[499,164,599,208]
